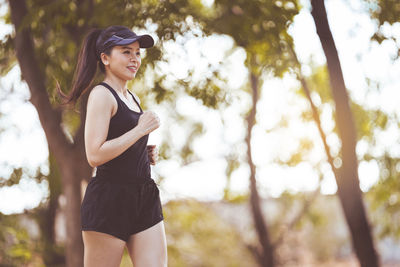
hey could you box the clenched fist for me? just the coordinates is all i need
[137,111,160,136]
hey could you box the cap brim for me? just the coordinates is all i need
[115,35,154,48]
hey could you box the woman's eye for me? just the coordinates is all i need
[124,51,140,56]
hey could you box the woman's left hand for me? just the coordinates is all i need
[147,145,159,165]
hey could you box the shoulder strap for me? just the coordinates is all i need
[99,82,126,111]
[99,82,119,99]
[99,82,143,113]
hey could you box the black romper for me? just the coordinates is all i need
[80,82,164,242]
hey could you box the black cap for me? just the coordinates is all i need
[97,28,154,55]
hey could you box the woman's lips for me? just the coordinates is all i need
[127,66,137,72]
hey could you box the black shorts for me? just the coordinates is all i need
[80,176,164,242]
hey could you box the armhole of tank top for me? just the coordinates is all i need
[99,83,120,119]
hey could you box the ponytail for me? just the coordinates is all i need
[57,28,103,107]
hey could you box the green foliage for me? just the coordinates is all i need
[180,121,204,164]
[150,76,175,104]
[0,34,16,77]
[302,65,332,104]
[0,213,39,266]
[0,167,23,187]
[367,0,400,29]
[0,154,64,265]
[297,59,399,243]
[220,191,352,264]
[0,209,65,266]
[223,191,249,203]
[269,190,321,235]
[296,54,398,243]
[275,137,315,167]
[366,0,400,58]
[0,165,48,188]
[366,154,400,239]
[300,64,389,142]
[196,0,300,77]
[297,52,399,245]
[180,71,229,109]
[351,101,388,141]
[0,0,217,135]
[223,152,244,202]
[163,199,258,267]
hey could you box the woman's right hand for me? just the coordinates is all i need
[137,111,160,136]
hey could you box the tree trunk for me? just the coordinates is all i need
[36,151,64,265]
[310,1,380,266]
[9,1,92,266]
[246,68,275,267]
[61,161,85,267]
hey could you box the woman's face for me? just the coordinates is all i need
[102,41,141,81]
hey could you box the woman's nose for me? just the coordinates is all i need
[131,53,140,61]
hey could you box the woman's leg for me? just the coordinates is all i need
[126,220,168,267]
[82,230,126,267]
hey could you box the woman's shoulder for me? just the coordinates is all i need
[89,84,115,100]
[86,85,118,117]
[87,84,117,107]
[91,83,110,93]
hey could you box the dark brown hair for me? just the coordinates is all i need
[57,25,136,106]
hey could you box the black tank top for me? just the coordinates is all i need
[94,82,151,184]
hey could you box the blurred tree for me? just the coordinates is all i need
[188,1,300,266]
[363,0,400,242]
[187,0,391,266]
[288,40,394,265]
[310,0,379,266]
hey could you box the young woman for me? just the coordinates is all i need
[59,25,167,267]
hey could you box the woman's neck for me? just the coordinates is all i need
[103,75,128,94]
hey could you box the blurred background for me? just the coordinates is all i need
[0,0,399,266]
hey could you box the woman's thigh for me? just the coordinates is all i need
[82,230,126,267]
[126,220,168,267]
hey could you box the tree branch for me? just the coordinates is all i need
[287,44,338,178]
[246,56,275,267]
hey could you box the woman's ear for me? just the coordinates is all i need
[100,53,109,66]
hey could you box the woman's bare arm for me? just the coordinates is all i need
[84,85,159,167]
